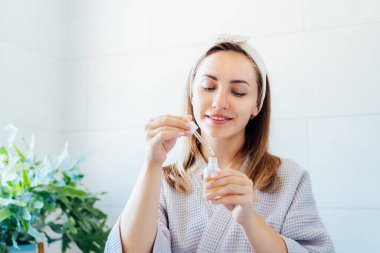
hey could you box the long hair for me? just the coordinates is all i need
[163,42,281,193]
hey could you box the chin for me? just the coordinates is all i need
[203,128,231,139]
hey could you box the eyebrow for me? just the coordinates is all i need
[203,74,250,86]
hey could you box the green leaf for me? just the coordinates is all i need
[62,234,70,252]
[46,233,61,244]
[33,200,44,209]
[22,168,31,187]
[13,144,26,161]
[0,198,27,207]
[63,172,71,184]
[0,207,11,221]
[20,219,29,232]
[48,222,64,234]
[22,208,32,221]
[12,182,24,196]
[0,146,9,166]
[42,185,87,198]
[0,146,8,157]
[28,226,43,240]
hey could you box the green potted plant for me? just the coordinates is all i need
[0,125,110,253]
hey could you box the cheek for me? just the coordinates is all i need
[191,92,209,113]
[192,102,205,124]
[236,100,256,119]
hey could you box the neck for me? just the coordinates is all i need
[200,134,245,170]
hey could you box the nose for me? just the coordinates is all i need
[212,89,229,110]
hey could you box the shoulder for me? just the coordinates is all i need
[278,158,308,177]
[277,158,311,191]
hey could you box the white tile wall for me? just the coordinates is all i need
[38,0,68,58]
[0,0,39,49]
[84,48,197,130]
[66,0,150,58]
[270,119,309,168]
[304,0,380,30]
[250,23,380,119]
[62,129,146,206]
[0,42,65,130]
[309,115,380,208]
[151,0,304,48]
[320,208,380,252]
[63,59,89,131]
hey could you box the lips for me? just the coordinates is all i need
[206,114,233,124]
[208,115,231,120]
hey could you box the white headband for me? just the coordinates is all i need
[191,35,267,112]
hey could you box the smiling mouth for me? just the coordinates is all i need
[206,115,232,121]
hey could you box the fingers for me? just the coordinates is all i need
[145,115,194,145]
[203,169,253,203]
[204,182,252,200]
[145,114,193,132]
[152,130,184,142]
[147,126,192,139]
[203,169,252,191]
[205,182,247,196]
[205,172,252,189]
[209,168,248,180]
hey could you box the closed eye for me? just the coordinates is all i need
[232,91,246,97]
[201,85,246,97]
[202,86,215,91]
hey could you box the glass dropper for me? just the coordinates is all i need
[189,121,215,157]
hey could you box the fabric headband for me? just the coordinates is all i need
[191,35,267,112]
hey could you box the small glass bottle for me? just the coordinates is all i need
[203,156,218,193]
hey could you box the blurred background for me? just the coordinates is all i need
[1,0,379,252]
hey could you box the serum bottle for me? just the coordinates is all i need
[203,156,218,193]
[189,121,218,193]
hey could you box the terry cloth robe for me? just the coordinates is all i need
[105,158,335,253]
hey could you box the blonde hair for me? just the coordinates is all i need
[163,42,281,193]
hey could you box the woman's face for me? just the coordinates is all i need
[191,50,260,141]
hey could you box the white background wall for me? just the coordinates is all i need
[1,0,380,252]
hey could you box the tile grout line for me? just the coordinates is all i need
[273,112,380,121]
[148,0,153,51]
[2,112,379,135]
[61,112,380,134]
[302,0,306,33]
[0,41,65,62]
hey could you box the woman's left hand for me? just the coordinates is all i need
[204,169,255,225]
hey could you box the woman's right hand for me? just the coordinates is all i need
[144,114,192,166]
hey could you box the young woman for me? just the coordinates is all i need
[105,36,335,253]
